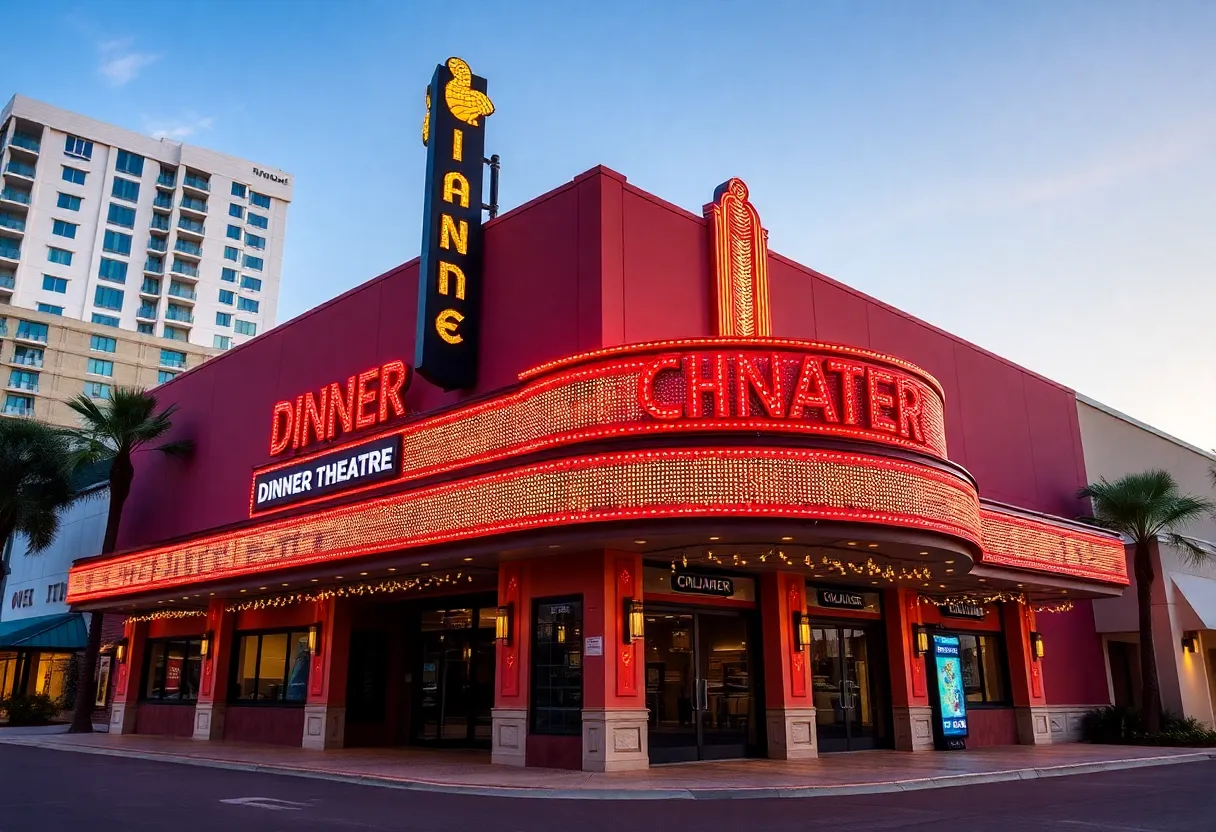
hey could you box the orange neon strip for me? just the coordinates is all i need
[70,447,983,603]
[979,508,1128,585]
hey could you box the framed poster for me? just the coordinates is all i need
[929,633,969,749]
[94,655,112,708]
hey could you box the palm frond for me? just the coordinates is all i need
[1166,533,1216,570]
[1079,470,1213,546]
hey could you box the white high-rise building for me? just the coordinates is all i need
[0,95,292,352]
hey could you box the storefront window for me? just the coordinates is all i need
[143,638,203,702]
[0,651,19,699]
[34,653,73,704]
[530,598,583,736]
[958,633,1008,704]
[231,630,311,704]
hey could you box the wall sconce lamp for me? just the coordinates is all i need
[792,611,811,652]
[913,625,930,657]
[1182,633,1199,654]
[199,631,213,658]
[495,604,513,645]
[307,623,323,656]
[625,598,645,644]
[115,638,129,664]
[1030,631,1045,661]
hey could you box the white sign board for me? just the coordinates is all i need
[584,636,603,656]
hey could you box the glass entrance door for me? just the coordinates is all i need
[414,606,495,745]
[646,609,756,763]
[810,624,887,752]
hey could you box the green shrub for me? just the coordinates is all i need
[1083,706,1216,747]
[1082,705,1138,743]
[0,694,61,726]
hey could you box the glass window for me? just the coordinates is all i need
[91,313,120,328]
[250,191,271,209]
[64,135,93,159]
[90,335,117,352]
[94,286,124,311]
[103,230,132,256]
[160,349,186,368]
[87,357,114,376]
[218,289,234,305]
[42,275,67,293]
[226,224,241,240]
[135,322,152,334]
[229,203,244,219]
[243,255,263,271]
[12,346,43,367]
[115,150,144,177]
[234,319,257,336]
[111,177,140,203]
[157,369,177,383]
[244,232,265,250]
[223,246,239,262]
[237,297,259,313]
[57,193,82,211]
[36,304,63,315]
[530,598,583,736]
[162,325,186,341]
[98,257,128,284]
[16,320,49,342]
[231,182,247,198]
[107,203,136,228]
[47,247,73,266]
[957,633,1009,705]
[83,381,111,399]
[142,638,203,702]
[230,630,311,703]
[51,219,77,239]
[240,275,262,291]
[213,335,232,350]
[4,393,35,415]
[8,369,38,391]
[215,312,232,327]
[247,212,268,230]
[61,166,86,185]
[221,267,237,283]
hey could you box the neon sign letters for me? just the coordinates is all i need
[269,360,410,456]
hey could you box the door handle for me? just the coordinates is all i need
[697,678,708,711]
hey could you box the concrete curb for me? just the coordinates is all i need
[0,736,1212,801]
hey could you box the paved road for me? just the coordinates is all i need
[1,744,1213,831]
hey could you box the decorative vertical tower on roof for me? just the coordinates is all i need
[704,178,772,338]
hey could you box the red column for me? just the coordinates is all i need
[109,618,147,734]
[192,599,234,740]
[760,571,816,758]
[885,587,934,750]
[302,597,351,749]
[492,561,527,766]
[1004,601,1050,744]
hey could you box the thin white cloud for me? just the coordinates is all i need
[97,37,160,87]
[143,113,215,141]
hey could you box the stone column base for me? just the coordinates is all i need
[302,704,345,749]
[766,707,818,759]
[1045,706,1089,744]
[892,705,935,751]
[491,707,528,766]
[109,701,138,735]
[192,702,226,741]
[1016,706,1054,745]
[582,708,649,771]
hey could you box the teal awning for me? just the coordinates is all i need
[0,613,88,650]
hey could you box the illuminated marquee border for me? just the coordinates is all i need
[248,338,950,517]
[70,447,983,603]
[979,508,1127,585]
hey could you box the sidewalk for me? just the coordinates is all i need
[0,731,1211,800]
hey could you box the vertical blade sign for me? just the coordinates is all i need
[417,57,493,390]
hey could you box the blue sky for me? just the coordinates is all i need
[7,1,1215,449]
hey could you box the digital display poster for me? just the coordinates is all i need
[932,633,969,743]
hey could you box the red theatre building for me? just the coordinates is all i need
[68,169,1127,771]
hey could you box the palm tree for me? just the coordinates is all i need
[0,419,80,575]
[66,388,192,734]
[1079,471,1216,734]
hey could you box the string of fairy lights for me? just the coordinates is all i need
[126,609,207,624]
[224,571,475,613]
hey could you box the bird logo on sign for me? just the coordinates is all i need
[422,58,495,147]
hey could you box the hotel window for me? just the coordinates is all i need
[111,177,140,203]
[243,255,263,271]
[52,219,78,239]
[92,313,120,328]
[4,393,34,416]
[226,224,241,240]
[247,212,268,230]
[107,203,136,228]
[157,369,177,383]
[61,166,87,185]
[137,322,154,335]
[103,230,132,256]
[47,247,73,266]
[530,598,584,736]
[17,320,49,342]
[94,285,124,311]
[234,319,257,336]
[13,347,43,368]
[240,275,262,292]
[230,630,311,704]
[90,334,117,353]
[231,182,247,199]
[229,203,244,219]
[244,232,265,250]
[64,135,93,160]
[237,297,259,313]
[160,349,186,369]
[218,290,234,306]
[250,191,270,209]
[163,325,187,341]
[83,381,111,400]
[36,303,63,316]
[221,267,237,283]
[42,275,67,293]
[87,358,114,377]
[98,257,128,284]
[216,312,232,327]
[8,370,39,392]
[223,246,239,262]
[115,150,144,177]
[213,335,231,350]
[57,193,82,211]
[957,633,1009,705]
[142,638,204,702]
